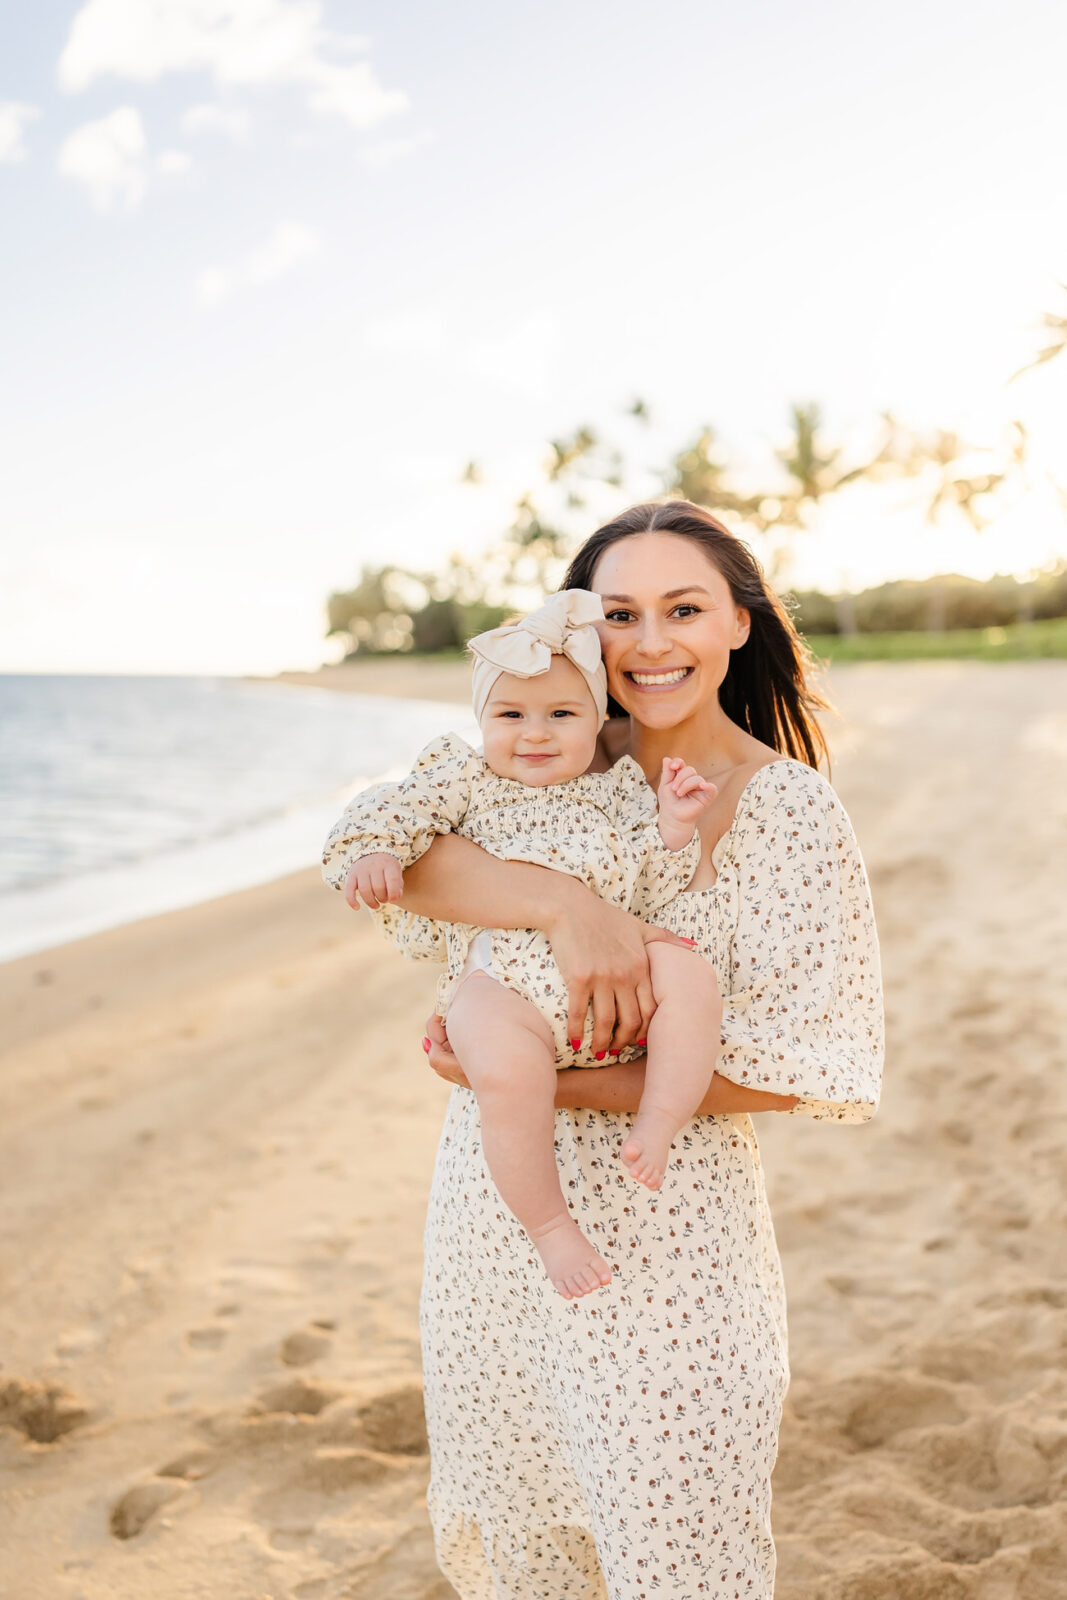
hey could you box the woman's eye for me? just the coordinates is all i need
[604,608,634,623]
[672,604,702,618]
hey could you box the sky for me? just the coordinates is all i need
[2,0,1066,674]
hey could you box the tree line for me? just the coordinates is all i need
[327,287,1067,654]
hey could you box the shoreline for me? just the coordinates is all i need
[263,657,475,704]
[1,673,475,968]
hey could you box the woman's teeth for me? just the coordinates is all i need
[629,668,691,685]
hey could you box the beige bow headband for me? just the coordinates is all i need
[468,589,608,725]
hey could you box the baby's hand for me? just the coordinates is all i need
[657,758,718,829]
[344,852,404,911]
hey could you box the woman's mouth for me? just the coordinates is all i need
[624,667,694,690]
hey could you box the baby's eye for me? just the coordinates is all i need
[550,709,575,718]
[496,710,522,718]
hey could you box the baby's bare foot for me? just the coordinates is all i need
[529,1215,612,1300]
[620,1110,679,1190]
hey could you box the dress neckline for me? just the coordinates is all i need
[677,757,801,896]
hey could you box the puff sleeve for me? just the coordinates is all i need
[714,762,884,1123]
[320,733,483,964]
[606,756,701,917]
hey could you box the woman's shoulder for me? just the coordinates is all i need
[743,755,840,809]
[726,756,849,858]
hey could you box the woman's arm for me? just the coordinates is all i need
[372,834,695,1053]
[423,1016,798,1115]
[554,1062,799,1116]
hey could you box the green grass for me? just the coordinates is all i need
[805,616,1067,663]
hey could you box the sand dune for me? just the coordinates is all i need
[2,660,1065,1599]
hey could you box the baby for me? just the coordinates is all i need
[322,590,723,1299]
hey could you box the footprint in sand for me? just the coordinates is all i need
[792,1368,968,1452]
[841,1371,968,1451]
[252,1376,344,1417]
[297,1445,407,1492]
[109,1477,192,1539]
[353,1383,429,1457]
[279,1322,334,1367]
[156,1446,219,1482]
[0,1377,90,1443]
[185,1324,227,1350]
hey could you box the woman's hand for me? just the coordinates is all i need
[544,894,697,1058]
[423,1010,471,1089]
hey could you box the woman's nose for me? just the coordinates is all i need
[636,619,672,658]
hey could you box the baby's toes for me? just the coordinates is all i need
[619,1135,642,1170]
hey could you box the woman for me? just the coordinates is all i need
[342,500,884,1598]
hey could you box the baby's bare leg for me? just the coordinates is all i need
[620,943,721,1190]
[446,972,612,1300]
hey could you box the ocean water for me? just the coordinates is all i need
[0,674,477,964]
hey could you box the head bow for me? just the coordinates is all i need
[468,589,607,724]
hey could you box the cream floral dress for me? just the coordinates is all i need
[320,733,700,1061]
[325,755,884,1599]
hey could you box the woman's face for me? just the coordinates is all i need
[590,531,750,729]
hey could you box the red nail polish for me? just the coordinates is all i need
[421,1037,431,1053]
[570,1038,581,1051]
[637,1037,647,1046]
[594,1051,606,1061]
[609,1048,620,1056]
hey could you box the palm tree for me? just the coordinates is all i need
[1010,283,1067,382]
[905,423,1026,629]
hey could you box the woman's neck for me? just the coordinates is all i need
[625,702,749,785]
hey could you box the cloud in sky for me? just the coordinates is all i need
[181,102,253,142]
[57,105,148,211]
[362,309,448,356]
[357,131,435,172]
[0,101,40,163]
[156,147,191,174]
[197,219,320,304]
[59,0,407,130]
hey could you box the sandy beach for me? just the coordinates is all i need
[3,659,1066,1600]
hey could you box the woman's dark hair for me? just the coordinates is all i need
[563,499,832,770]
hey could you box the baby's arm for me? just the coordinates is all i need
[321,733,478,897]
[627,758,716,916]
[655,757,718,851]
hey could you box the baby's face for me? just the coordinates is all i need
[480,655,601,786]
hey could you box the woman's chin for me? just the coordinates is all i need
[614,689,697,727]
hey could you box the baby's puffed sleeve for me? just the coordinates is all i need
[716,764,884,1122]
[320,733,481,963]
[608,757,701,916]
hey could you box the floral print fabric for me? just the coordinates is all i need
[328,756,884,1597]
[320,733,700,1060]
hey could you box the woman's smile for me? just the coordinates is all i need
[624,666,695,690]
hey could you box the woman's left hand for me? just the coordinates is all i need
[423,1010,471,1089]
